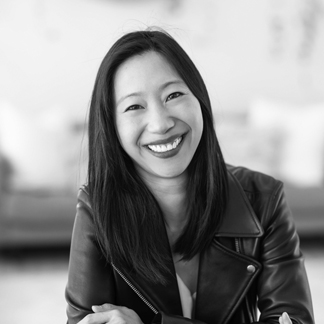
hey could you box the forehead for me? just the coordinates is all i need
[117,51,177,77]
[113,51,182,97]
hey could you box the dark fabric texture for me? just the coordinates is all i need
[65,165,314,324]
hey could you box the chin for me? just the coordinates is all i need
[154,168,188,179]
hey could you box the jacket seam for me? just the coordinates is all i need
[263,182,284,230]
[213,239,261,267]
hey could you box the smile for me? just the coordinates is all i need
[147,136,183,153]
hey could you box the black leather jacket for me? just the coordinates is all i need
[65,166,314,324]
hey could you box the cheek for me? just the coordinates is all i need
[115,117,128,150]
[194,108,203,131]
[184,101,204,137]
[194,102,204,135]
[189,107,204,148]
[115,118,140,152]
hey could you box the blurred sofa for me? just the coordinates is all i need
[0,103,86,249]
[0,189,76,248]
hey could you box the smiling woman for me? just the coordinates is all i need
[65,29,314,324]
[114,51,203,179]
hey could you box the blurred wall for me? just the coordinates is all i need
[0,0,324,191]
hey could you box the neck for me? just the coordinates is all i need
[138,170,189,244]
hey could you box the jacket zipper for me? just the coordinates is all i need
[111,262,159,315]
[235,238,240,253]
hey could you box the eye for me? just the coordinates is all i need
[166,92,183,102]
[125,104,142,112]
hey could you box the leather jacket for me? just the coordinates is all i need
[65,165,314,324]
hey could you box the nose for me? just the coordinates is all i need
[146,103,175,134]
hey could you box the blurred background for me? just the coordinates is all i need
[0,0,323,323]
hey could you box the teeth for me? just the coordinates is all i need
[148,136,182,153]
[166,143,173,150]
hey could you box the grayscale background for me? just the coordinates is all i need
[0,0,323,323]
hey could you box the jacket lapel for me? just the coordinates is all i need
[216,170,264,238]
[195,240,261,324]
[195,170,264,324]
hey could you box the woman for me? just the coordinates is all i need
[65,29,314,324]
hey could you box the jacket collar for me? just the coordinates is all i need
[215,170,264,237]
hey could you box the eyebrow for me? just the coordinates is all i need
[116,79,185,106]
[160,80,186,90]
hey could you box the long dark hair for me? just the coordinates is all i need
[88,29,228,284]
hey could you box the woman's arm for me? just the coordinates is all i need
[65,188,116,324]
[257,184,314,324]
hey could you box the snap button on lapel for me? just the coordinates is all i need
[247,265,256,273]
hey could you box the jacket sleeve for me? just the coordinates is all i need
[256,183,314,324]
[65,188,116,324]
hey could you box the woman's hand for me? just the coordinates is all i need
[279,312,292,324]
[78,303,143,324]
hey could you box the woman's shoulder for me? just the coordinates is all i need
[226,164,283,197]
[225,165,288,233]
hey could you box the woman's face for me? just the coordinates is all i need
[113,51,203,181]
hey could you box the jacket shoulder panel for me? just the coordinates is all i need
[226,165,285,232]
[227,164,282,195]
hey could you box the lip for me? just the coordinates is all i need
[144,133,185,146]
[144,133,186,159]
